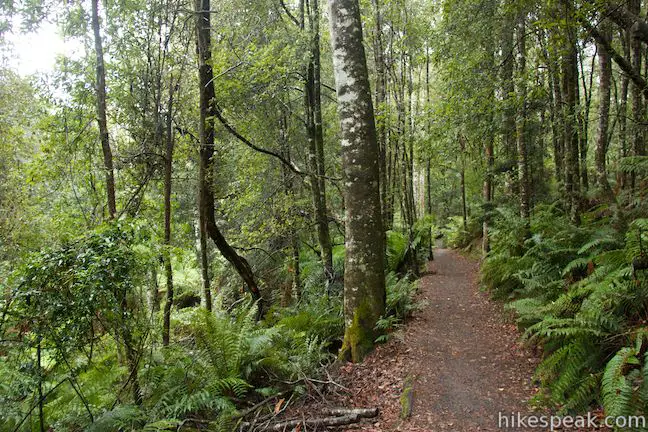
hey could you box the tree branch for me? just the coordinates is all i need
[277,0,300,27]
[600,2,648,45]
[582,20,648,99]
[212,102,306,176]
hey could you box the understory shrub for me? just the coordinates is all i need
[441,215,481,249]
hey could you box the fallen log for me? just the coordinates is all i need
[241,407,379,431]
[320,407,379,418]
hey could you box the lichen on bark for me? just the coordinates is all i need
[328,0,386,363]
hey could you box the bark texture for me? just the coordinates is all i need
[304,0,334,285]
[91,0,117,219]
[595,24,615,203]
[561,3,581,224]
[516,16,531,230]
[328,0,386,362]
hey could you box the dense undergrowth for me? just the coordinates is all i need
[477,203,648,424]
[0,223,427,431]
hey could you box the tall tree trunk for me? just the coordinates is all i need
[280,111,300,305]
[483,43,496,256]
[405,55,417,238]
[162,85,175,347]
[516,16,531,231]
[425,48,434,260]
[304,0,333,286]
[577,46,595,192]
[91,0,117,219]
[461,166,467,231]
[37,339,44,432]
[617,29,630,190]
[459,135,468,232]
[595,23,616,203]
[426,157,434,258]
[562,2,581,224]
[198,216,211,310]
[501,11,517,169]
[551,60,565,184]
[196,0,262,315]
[328,0,385,363]
[630,0,644,190]
[371,0,389,229]
[311,0,333,283]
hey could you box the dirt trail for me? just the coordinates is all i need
[401,248,537,430]
[332,249,541,431]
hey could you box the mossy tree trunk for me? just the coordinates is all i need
[327,0,386,363]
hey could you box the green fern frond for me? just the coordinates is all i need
[602,347,639,418]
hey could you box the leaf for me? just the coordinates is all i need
[274,398,285,414]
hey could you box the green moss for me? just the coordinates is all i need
[400,374,414,419]
[338,300,379,363]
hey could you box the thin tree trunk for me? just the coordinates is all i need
[162,84,175,347]
[630,0,644,190]
[91,0,117,219]
[280,111,300,305]
[196,0,262,315]
[37,338,44,432]
[425,48,434,260]
[578,44,595,192]
[198,216,211,310]
[516,15,531,230]
[459,135,468,231]
[501,11,517,167]
[562,1,581,224]
[149,265,159,312]
[618,29,630,190]
[461,167,467,231]
[328,0,385,363]
[304,0,333,285]
[595,23,616,203]
[371,0,388,228]
[406,55,417,230]
[551,60,565,184]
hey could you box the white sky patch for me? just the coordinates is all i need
[4,18,84,76]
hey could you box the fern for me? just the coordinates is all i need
[483,204,648,420]
[602,347,640,418]
[618,156,648,175]
[87,405,146,432]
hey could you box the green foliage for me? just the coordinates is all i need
[441,215,481,249]
[375,272,421,343]
[386,230,409,272]
[618,156,648,176]
[9,221,148,348]
[484,205,648,420]
[384,272,420,320]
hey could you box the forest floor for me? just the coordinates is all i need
[290,249,604,431]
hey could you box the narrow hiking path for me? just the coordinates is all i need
[331,249,542,431]
[401,248,537,430]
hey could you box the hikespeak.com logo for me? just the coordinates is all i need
[498,411,647,430]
